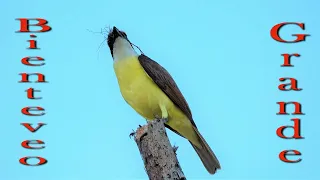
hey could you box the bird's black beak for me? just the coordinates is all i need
[107,26,120,57]
[112,26,120,35]
[107,26,128,57]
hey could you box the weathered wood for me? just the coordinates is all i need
[134,118,186,180]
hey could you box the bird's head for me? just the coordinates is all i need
[107,26,137,61]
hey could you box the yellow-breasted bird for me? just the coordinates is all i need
[107,26,221,174]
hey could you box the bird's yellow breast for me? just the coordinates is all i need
[113,56,174,120]
[113,56,198,146]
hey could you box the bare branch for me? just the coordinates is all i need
[134,119,186,180]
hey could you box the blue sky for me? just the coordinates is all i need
[1,0,319,179]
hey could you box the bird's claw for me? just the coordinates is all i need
[154,115,168,123]
[154,114,161,120]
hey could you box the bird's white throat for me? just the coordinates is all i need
[113,37,138,61]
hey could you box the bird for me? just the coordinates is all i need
[107,26,221,174]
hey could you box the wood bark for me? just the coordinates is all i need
[134,118,186,180]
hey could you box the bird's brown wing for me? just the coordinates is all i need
[139,55,221,174]
[138,54,197,128]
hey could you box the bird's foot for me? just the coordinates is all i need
[154,114,168,123]
[154,114,161,120]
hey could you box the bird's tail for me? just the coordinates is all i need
[190,126,221,174]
